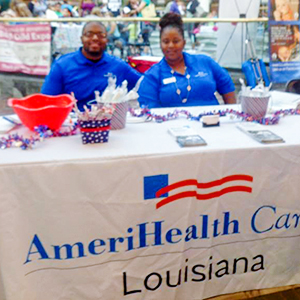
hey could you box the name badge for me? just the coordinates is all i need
[163,77,176,84]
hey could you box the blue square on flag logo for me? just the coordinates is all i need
[144,174,169,200]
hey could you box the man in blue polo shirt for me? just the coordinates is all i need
[41,21,141,111]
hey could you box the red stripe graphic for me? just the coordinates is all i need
[156,174,253,197]
[155,175,253,209]
[156,186,252,209]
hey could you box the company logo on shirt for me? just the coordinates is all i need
[144,174,253,209]
[195,71,208,77]
[104,72,116,79]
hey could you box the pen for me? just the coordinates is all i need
[2,116,22,126]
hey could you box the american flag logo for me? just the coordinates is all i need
[144,174,253,209]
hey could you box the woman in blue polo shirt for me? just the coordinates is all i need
[138,13,236,108]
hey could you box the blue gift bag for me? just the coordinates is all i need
[242,58,270,88]
[242,36,271,88]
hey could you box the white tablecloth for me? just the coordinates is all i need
[1,91,300,166]
[1,91,300,300]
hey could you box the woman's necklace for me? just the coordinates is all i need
[170,66,191,104]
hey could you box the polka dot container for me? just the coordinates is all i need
[79,119,111,144]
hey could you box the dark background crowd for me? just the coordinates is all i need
[0,0,220,54]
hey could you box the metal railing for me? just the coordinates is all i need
[0,16,269,23]
[0,16,270,69]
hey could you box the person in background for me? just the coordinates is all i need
[61,2,79,17]
[103,11,125,56]
[166,0,187,18]
[119,6,139,55]
[126,0,139,14]
[104,11,120,42]
[84,6,103,18]
[0,0,10,14]
[107,0,121,16]
[131,0,149,15]
[163,0,172,14]
[98,0,109,14]
[169,0,180,15]
[27,0,47,16]
[207,6,218,31]
[121,6,138,40]
[53,2,63,17]
[128,25,139,46]
[118,6,130,44]
[45,2,59,19]
[138,13,236,108]
[41,21,141,111]
[177,1,186,16]
[61,4,73,17]
[131,0,155,46]
[186,0,206,49]
[79,0,95,17]
[207,7,218,22]
[1,0,32,17]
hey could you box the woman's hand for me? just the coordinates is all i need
[135,0,146,13]
[129,9,137,15]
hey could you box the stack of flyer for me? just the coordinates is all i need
[168,125,207,147]
[236,123,284,144]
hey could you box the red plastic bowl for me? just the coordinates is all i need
[7,94,74,131]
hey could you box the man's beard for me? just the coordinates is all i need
[84,45,104,58]
[87,49,102,57]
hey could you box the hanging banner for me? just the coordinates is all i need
[269,0,300,82]
[0,23,51,76]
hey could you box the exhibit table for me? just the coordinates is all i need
[0,91,300,300]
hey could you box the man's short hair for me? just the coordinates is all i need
[82,21,106,34]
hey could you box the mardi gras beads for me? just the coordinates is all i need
[128,107,299,125]
[0,123,79,150]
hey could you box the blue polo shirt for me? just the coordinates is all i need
[41,49,141,111]
[138,52,235,108]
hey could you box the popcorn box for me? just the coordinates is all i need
[111,101,128,130]
[79,119,111,144]
[240,95,270,119]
